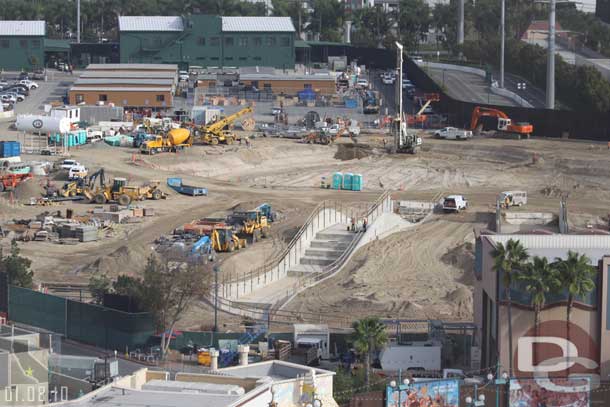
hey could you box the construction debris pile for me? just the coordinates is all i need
[2,205,154,244]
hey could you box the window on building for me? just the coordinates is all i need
[239,57,247,61]
[31,39,41,49]
[19,40,28,49]
[0,40,8,48]
[238,37,248,47]
[211,57,219,61]
[263,83,272,91]
[210,37,220,46]
[266,37,276,47]
[280,37,290,47]
[253,37,262,47]
[253,56,262,61]
[197,37,205,46]
[304,84,312,89]
[224,37,234,47]
[156,95,165,102]
[75,94,84,103]
[98,94,108,102]
[196,56,206,60]
[225,57,234,61]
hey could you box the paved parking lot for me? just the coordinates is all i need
[0,71,76,115]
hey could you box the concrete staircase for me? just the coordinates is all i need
[289,224,355,275]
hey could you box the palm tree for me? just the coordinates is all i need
[352,317,388,388]
[554,250,597,363]
[516,256,561,363]
[492,238,528,377]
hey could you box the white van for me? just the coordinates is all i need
[68,165,88,180]
[499,191,527,208]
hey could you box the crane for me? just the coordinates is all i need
[196,106,254,145]
[470,106,533,139]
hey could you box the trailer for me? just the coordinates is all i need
[167,178,208,196]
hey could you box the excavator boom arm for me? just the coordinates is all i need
[204,106,253,135]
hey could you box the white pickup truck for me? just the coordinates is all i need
[434,127,473,140]
[443,195,468,212]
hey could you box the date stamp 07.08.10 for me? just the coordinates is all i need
[3,385,68,403]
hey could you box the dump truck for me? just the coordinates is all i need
[140,128,193,154]
[228,209,271,242]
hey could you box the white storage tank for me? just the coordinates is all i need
[16,115,71,134]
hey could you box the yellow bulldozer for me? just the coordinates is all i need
[228,209,270,242]
[83,168,167,205]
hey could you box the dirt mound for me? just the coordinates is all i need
[440,242,474,271]
[334,144,372,161]
[13,178,45,201]
[445,286,473,319]
[81,245,149,278]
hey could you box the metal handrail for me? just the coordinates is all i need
[214,191,392,327]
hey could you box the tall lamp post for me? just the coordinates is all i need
[390,378,410,406]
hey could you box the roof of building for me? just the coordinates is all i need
[0,20,45,36]
[219,360,333,380]
[485,234,610,264]
[70,87,172,92]
[119,16,184,32]
[75,78,175,86]
[222,16,295,32]
[86,63,179,71]
[80,71,177,79]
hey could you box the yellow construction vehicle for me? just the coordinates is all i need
[195,106,253,145]
[211,226,247,252]
[83,168,167,205]
[140,128,193,154]
[228,209,270,242]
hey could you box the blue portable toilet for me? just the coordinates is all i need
[352,174,363,191]
[343,173,353,190]
[332,172,343,190]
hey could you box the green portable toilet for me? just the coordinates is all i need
[343,173,353,190]
[332,172,343,190]
[352,174,363,191]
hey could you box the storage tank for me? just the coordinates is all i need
[16,115,72,134]
[342,173,353,190]
[352,174,363,191]
[331,172,343,190]
[168,128,191,146]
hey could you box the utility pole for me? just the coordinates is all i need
[395,42,403,153]
[500,0,505,88]
[546,0,556,109]
[77,0,81,43]
[457,0,464,50]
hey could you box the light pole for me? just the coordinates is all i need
[395,42,404,153]
[390,378,410,406]
[213,263,220,332]
[546,0,556,109]
[500,0,505,88]
[77,0,81,44]
[517,82,526,106]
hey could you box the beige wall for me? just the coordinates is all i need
[68,90,173,108]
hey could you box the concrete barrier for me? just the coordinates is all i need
[421,61,533,108]
[504,212,555,225]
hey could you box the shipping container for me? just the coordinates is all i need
[0,141,21,158]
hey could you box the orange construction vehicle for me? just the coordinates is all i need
[470,106,533,139]
[407,93,440,127]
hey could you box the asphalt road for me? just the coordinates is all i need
[498,71,547,108]
[426,67,519,107]
[369,70,417,115]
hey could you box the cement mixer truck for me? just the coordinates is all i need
[140,128,192,154]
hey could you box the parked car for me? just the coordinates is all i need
[499,191,527,208]
[19,80,38,89]
[443,195,468,212]
[411,55,424,63]
[68,165,88,180]
[59,159,80,170]
[356,78,369,89]
[178,71,190,82]
[382,75,394,85]
[434,127,472,140]
[0,94,16,103]
[18,72,29,80]
[8,84,30,95]
[0,80,8,87]
[32,68,45,80]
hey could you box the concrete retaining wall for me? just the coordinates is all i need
[503,212,555,225]
[421,61,533,108]
[221,207,349,300]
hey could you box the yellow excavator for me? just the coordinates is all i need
[195,106,253,145]
[228,209,270,242]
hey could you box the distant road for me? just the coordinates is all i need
[426,67,520,107]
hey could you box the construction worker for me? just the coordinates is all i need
[245,136,251,148]
[363,217,368,232]
[350,217,356,232]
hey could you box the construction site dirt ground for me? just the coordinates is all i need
[3,129,610,329]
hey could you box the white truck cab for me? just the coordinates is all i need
[443,195,468,212]
[499,191,527,208]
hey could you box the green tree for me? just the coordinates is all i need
[88,274,111,304]
[397,0,431,51]
[113,275,143,298]
[516,256,561,363]
[140,251,212,358]
[492,238,528,376]
[351,6,395,48]
[1,240,33,288]
[554,250,597,362]
[432,3,458,54]
[352,317,388,387]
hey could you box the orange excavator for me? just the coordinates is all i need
[470,106,533,139]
